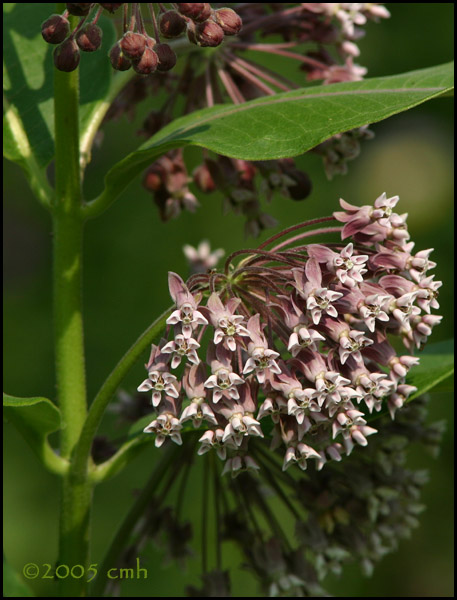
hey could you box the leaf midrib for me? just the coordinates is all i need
[149,85,452,147]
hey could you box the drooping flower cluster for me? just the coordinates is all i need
[111,393,444,597]
[138,194,442,476]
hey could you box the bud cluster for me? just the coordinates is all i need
[134,3,390,230]
[42,3,241,73]
[138,194,442,477]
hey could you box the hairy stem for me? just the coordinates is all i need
[53,7,90,595]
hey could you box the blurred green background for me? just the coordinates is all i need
[3,3,454,597]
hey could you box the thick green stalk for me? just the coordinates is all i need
[53,8,91,594]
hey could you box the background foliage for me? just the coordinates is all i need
[3,3,454,597]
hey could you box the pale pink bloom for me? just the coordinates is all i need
[388,355,420,381]
[243,314,281,383]
[286,395,325,432]
[288,325,325,356]
[371,192,400,224]
[204,367,244,403]
[221,409,263,446]
[405,314,442,350]
[338,329,374,364]
[340,39,360,57]
[293,258,344,324]
[413,275,442,314]
[204,343,245,403]
[143,413,183,447]
[358,293,391,332]
[387,384,417,419]
[321,59,367,84]
[257,394,288,423]
[162,333,201,369]
[306,287,343,324]
[206,292,251,351]
[316,442,345,471]
[308,242,368,288]
[137,372,179,407]
[221,455,260,478]
[183,240,224,274]
[166,272,208,337]
[198,429,236,460]
[314,370,359,408]
[180,396,217,428]
[408,248,437,281]
[282,443,321,471]
[332,409,377,454]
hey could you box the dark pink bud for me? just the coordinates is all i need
[132,47,158,75]
[41,14,70,44]
[99,3,124,13]
[213,8,242,36]
[143,164,166,192]
[193,4,212,22]
[193,162,216,193]
[53,38,80,72]
[66,3,92,16]
[155,43,177,72]
[120,31,147,60]
[194,20,224,47]
[177,3,206,20]
[159,10,187,38]
[108,42,131,71]
[76,23,103,52]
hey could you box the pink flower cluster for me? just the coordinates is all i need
[138,194,441,476]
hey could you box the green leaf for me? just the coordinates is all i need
[3,3,117,186]
[407,339,454,400]
[86,61,454,217]
[3,555,34,597]
[3,393,67,475]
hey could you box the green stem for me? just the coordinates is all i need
[53,8,91,594]
[74,307,172,483]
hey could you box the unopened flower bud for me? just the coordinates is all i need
[193,163,216,193]
[159,10,187,38]
[155,43,177,72]
[109,42,131,71]
[194,20,224,47]
[143,164,165,192]
[213,8,242,36]
[76,23,103,52]
[41,14,70,44]
[53,38,80,72]
[66,3,92,16]
[177,3,206,20]
[132,47,158,75]
[193,3,212,22]
[120,31,147,60]
[99,3,124,13]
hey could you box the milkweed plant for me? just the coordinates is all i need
[3,3,454,597]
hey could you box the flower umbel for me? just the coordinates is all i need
[138,194,441,474]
